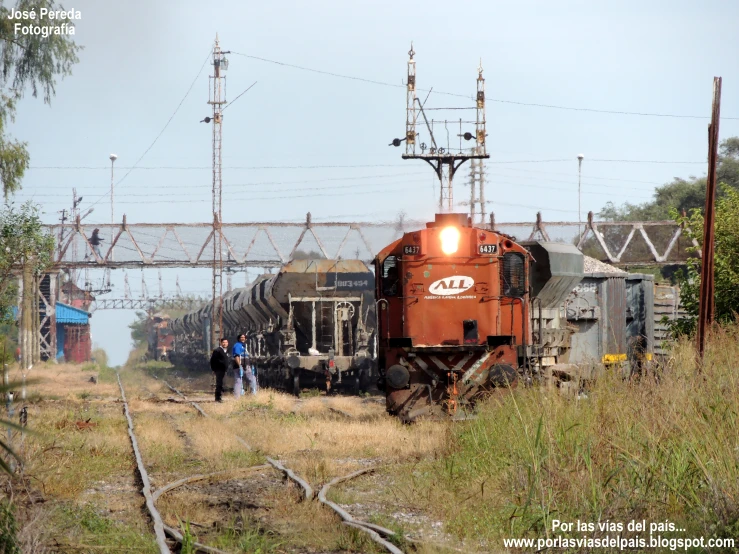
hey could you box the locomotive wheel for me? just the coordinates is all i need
[292,374,301,397]
[351,374,361,396]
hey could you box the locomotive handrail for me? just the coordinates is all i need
[376,298,390,342]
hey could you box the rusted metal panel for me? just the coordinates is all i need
[566,273,632,364]
[625,274,654,356]
[603,275,627,357]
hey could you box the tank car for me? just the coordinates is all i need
[374,213,584,422]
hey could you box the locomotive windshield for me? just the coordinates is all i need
[382,256,399,296]
[501,252,526,297]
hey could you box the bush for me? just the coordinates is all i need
[0,502,21,554]
[670,185,739,335]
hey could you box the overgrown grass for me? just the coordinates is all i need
[50,503,157,552]
[406,325,739,548]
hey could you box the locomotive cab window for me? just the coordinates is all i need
[501,252,525,297]
[382,255,399,297]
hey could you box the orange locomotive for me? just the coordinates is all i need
[375,212,532,422]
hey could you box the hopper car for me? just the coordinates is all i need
[168,259,377,396]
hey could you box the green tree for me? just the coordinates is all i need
[0,201,54,318]
[583,138,739,269]
[598,137,739,222]
[669,185,739,335]
[0,0,81,197]
[129,311,148,348]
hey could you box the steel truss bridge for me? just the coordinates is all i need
[46,211,695,270]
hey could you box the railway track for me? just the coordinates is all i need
[117,370,409,553]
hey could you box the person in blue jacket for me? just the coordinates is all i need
[233,334,257,395]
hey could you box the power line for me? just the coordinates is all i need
[26,158,710,170]
[21,170,429,189]
[26,163,410,170]
[36,176,652,206]
[231,51,739,121]
[491,166,664,185]
[86,48,213,211]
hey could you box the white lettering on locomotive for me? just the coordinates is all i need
[428,275,475,296]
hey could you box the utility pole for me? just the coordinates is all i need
[468,157,478,221]
[110,154,117,227]
[697,77,722,360]
[109,154,117,264]
[577,153,584,237]
[71,188,82,293]
[205,35,230,349]
[468,147,487,225]
[392,46,489,212]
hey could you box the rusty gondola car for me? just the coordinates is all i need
[168,259,377,396]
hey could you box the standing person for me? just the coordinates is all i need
[209,338,230,403]
[231,334,246,399]
[234,334,257,395]
[89,229,104,259]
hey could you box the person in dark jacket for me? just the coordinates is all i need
[209,338,230,402]
[90,229,103,259]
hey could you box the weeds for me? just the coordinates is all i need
[0,501,20,554]
[179,519,196,554]
[368,513,410,549]
[405,326,739,546]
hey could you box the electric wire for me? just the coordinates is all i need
[86,48,213,211]
[26,158,710,170]
[230,51,739,120]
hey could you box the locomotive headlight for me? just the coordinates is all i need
[440,226,460,255]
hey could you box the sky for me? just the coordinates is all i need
[9,0,739,365]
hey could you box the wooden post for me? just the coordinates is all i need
[21,263,32,400]
[696,77,722,360]
[33,272,40,364]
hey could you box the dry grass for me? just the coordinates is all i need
[389,326,739,549]
[18,402,133,499]
[222,403,447,482]
[185,417,264,469]
[6,361,120,401]
[2,355,459,552]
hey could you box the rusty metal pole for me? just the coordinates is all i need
[696,76,722,360]
[209,35,228,349]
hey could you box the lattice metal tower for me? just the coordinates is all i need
[395,46,489,212]
[208,35,230,349]
[468,147,487,224]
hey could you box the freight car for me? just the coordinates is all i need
[145,313,175,362]
[374,213,654,422]
[168,259,377,396]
